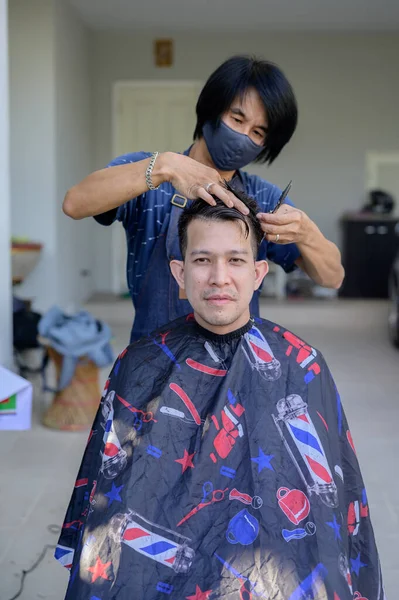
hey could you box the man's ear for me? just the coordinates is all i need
[170,260,185,289]
[254,260,269,291]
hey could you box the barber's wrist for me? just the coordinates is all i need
[153,151,174,185]
[297,216,320,248]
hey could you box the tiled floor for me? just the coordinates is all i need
[0,298,398,599]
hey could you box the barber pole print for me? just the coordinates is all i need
[338,554,353,595]
[101,422,127,479]
[55,544,75,570]
[102,377,110,397]
[273,394,338,507]
[110,510,195,574]
[242,327,281,381]
[122,526,180,569]
[101,390,115,424]
[100,391,127,479]
[287,415,332,487]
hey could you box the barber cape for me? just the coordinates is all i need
[56,316,385,600]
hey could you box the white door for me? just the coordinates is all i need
[366,152,399,216]
[112,81,203,294]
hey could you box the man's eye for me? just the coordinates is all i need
[233,118,243,124]
[195,258,209,263]
[254,130,263,138]
[230,258,244,264]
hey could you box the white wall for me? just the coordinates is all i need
[54,0,94,309]
[90,31,399,291]
[8,0,58,311]
[0,0,12,367]
[8,0,94,313]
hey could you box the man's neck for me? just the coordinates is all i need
[194,310,252,336]
[189,139,236,182]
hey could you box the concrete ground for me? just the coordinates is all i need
[0,298,397,599]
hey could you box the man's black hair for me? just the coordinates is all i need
[194,55,297,165]
[178,183,264,260]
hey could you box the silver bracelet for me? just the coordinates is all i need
[145,151,160,191]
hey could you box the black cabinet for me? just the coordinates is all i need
[339,213,399,298]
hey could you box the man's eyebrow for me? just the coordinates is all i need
[190,250,212,256]
[229,249,250,255]
[190,249,250,256]
[230,107,268,133]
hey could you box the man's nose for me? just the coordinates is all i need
[209,261,231,286]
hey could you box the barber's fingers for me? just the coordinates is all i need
[259,221,294,244]
[259,222,285,237]
[195,183,249,215]
[229,194,250,215]
[210,183,250,214]
[195,185,217,205]
[264,233,290,244]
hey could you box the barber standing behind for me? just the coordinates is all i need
[63,55,344,342]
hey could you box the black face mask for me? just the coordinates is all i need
[202,120,264,171]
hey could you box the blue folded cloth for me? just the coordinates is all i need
[39,306,114,391]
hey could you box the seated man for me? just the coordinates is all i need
[56,192,385,600]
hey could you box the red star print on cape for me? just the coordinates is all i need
[186,584,212,600]
[87,555,112,583]
[175,449,195,473]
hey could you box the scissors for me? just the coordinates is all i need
[132,408,156,431]
[116,393,157,430]
[177,481,228,526]
[270,180,292,213]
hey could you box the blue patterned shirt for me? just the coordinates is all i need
[94,151,300,339]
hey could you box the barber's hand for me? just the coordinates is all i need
[162,152,249,215]
[257,204,311,245]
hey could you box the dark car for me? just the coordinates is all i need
[388,250,399,348]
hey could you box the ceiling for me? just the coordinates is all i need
[69,0,399,32]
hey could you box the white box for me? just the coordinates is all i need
[0,365,32,430]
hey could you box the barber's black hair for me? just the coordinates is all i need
[194,55,298,165]
[178,182,264,260]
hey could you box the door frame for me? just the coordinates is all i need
[366,151,399,191]
[110,80,203,295]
